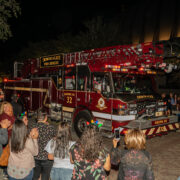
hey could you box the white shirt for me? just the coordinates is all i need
[45,139,75,169]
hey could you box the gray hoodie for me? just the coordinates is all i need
[0,128,8,156]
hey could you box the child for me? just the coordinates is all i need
[45,122,75,180]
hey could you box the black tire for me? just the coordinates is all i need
[74,110,92,137]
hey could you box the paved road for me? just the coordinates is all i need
[107,131,180,180]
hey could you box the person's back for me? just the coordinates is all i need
[111,129,154,180]
[50,140,75,169]
[32,108,56,180]
[161,93,167,102]
[10,94,22,118]
[0,119,10,156]
[11,101,22,118]
[34,123,55,160]
[70,127,111,180]
[7,120,39,180]
[119,149,153,180]
[45,122,75,180]
[70,144,108,180]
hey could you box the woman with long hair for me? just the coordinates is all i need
[0,101,15,137]
[7,120,39,180]
[45,121,75,180]
[70,126,111,180]
[111,129,154,180]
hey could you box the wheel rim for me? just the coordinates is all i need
[77,117,88,133]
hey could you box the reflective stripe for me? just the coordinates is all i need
[5,86,47,92]
[175,123,179,128]
[143,123,178,135]
[148,128,155,135]
[92,111,135,121]
[168,124,174,130]
[62,106,74,112]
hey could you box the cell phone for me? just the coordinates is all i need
[114,128,120,140]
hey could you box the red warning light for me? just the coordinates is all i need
[3,78,8,82]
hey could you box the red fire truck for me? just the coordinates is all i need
[4,42,179,137]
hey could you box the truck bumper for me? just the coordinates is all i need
[142,122,179,136]
[120,115,179,136]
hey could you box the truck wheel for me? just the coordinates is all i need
[74,110,92,137]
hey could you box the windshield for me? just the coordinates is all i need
[113,74,154,94]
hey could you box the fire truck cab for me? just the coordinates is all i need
[4,42,179,137]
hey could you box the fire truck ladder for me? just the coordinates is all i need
[64,42,164,70]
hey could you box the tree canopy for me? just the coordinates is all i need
[16,16,123,60]
[0,0,21,41]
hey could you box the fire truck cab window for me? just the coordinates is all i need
[77,66,90,91]
[64,67,76,90]
[65,78,75,90]
[93,73,111,96]
[77,78,85,90]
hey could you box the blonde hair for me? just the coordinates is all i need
[124,129,146,150]
[0,101,13,115]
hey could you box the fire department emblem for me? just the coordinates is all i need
[96,98,107,110]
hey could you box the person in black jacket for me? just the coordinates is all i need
[10,93,23,118]
[161,93,171,115]
[111,129,154,180]
[32,108,56,180]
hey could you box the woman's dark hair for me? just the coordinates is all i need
[80,126,103,161]
[37,108,47,121]
[11,119,28,153]
[51,122,71,159]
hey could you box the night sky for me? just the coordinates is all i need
[0,0,179,88]
[0,0,130,62]
[1,0,178,68]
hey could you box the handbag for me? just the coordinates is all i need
[0,144,10,166]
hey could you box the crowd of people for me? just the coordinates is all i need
[0,87,180,180]
[161,92,180,115]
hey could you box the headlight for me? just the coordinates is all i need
[119,104,126,109]
[118,104,127,115]
[129,110,137,115]
[158,101,166,106]
[119,110,126,115]
[129,103,137,108]
[146,104,156,108]
[158,107,166,112]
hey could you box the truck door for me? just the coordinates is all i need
[89,72,113,132]
[49,70,63,120]
[76,65,91,107]
[62,67,76,122]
